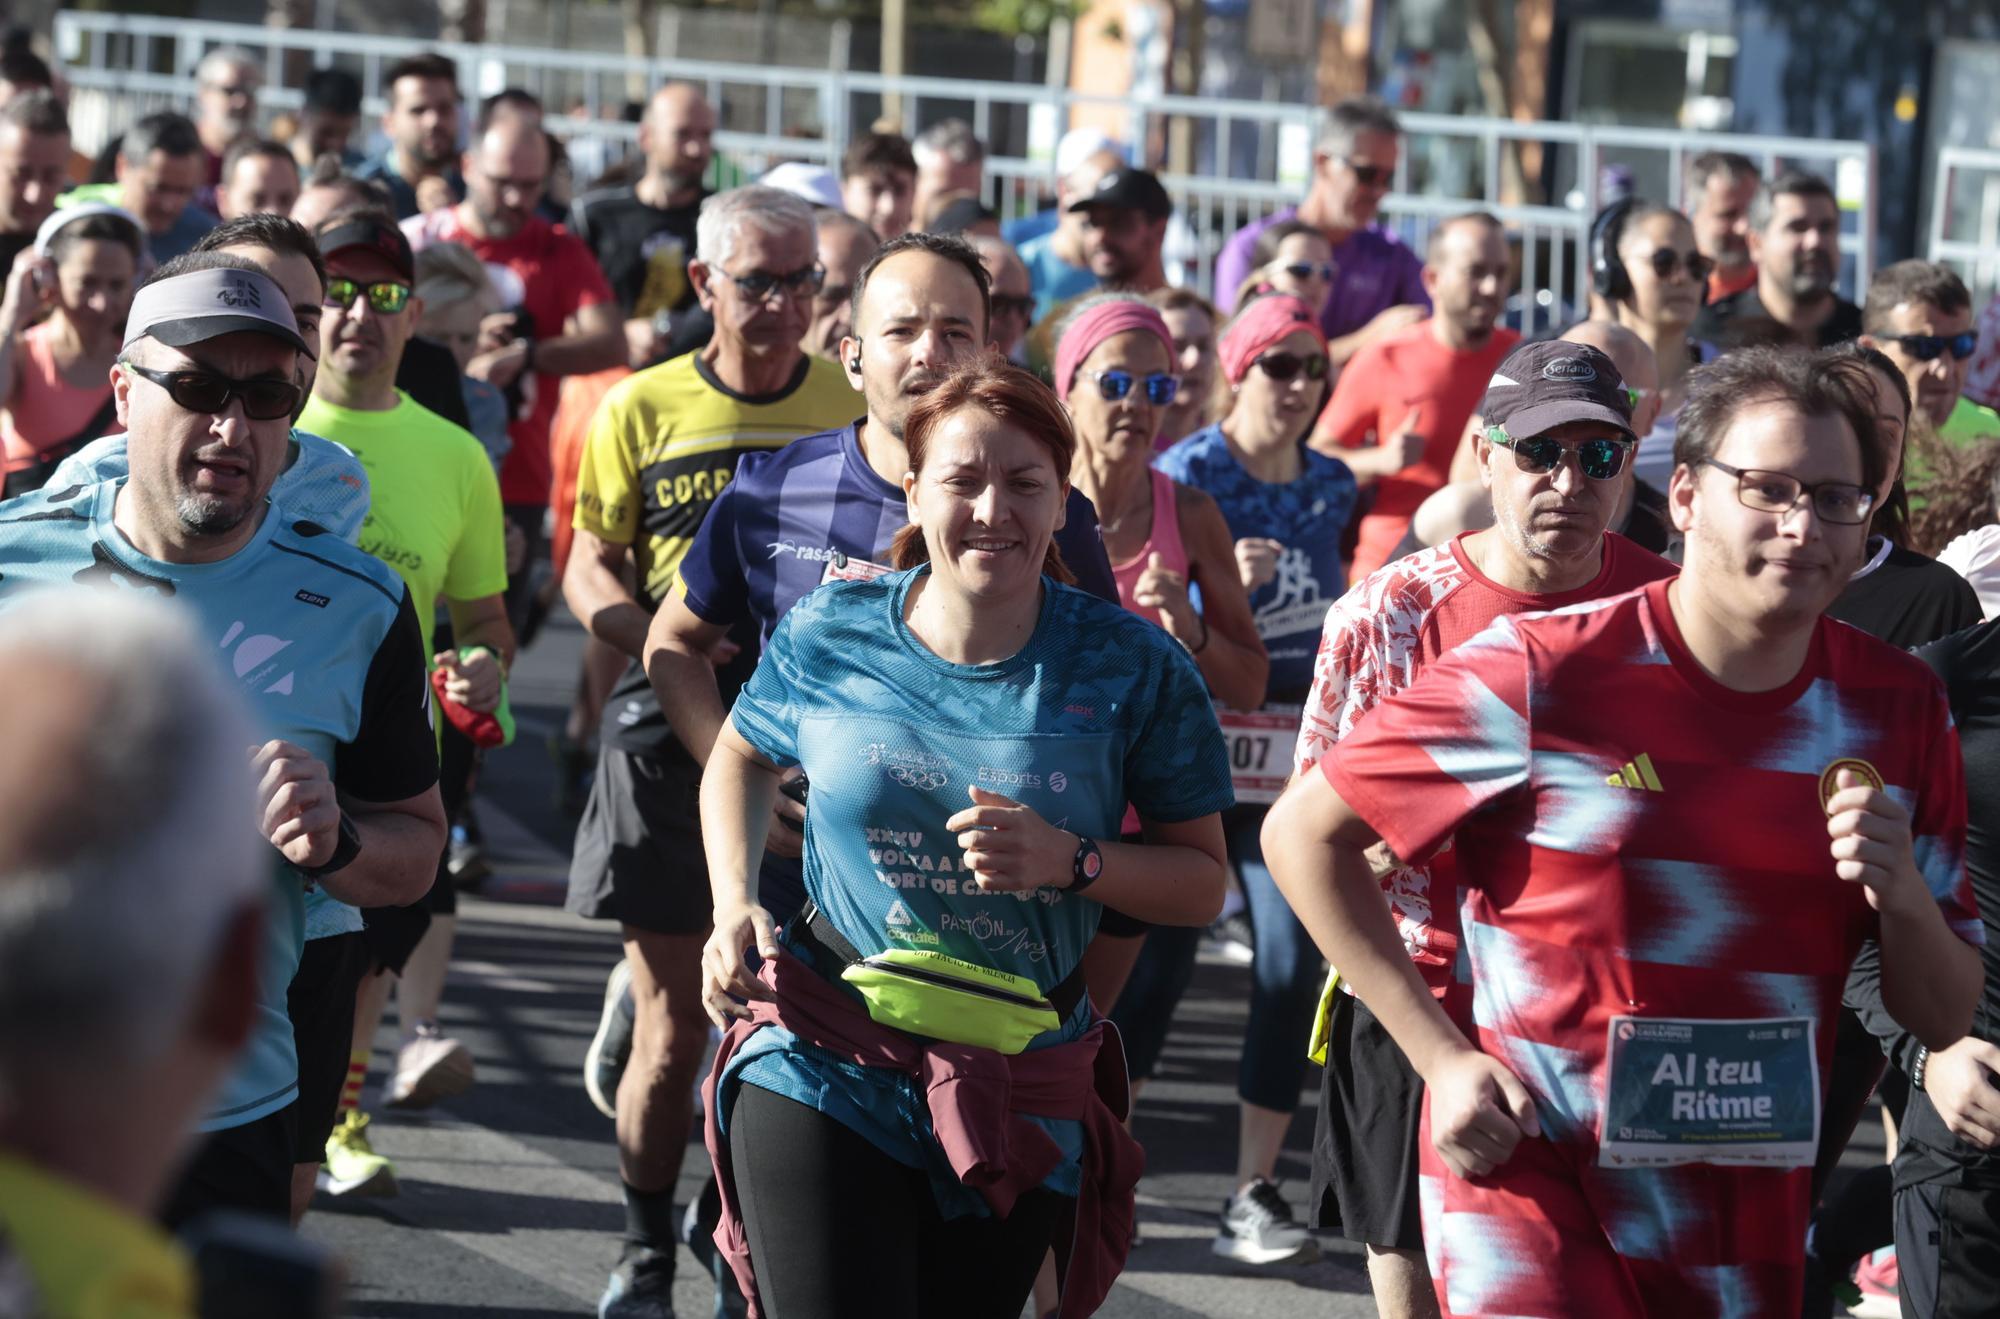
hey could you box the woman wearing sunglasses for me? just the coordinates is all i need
[0,206,145,494]
[1052,293,1267,1012]
[1146,294,1362,1261]
[1602,203,1719,489]
[1235,221,1339,329]
[695,358,1232,1318]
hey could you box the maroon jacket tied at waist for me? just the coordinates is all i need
[699,949,1145,1319]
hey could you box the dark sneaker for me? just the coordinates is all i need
[584,959,635,1119]
[1212,1177,1319,1265]
[598,1248,675,1319]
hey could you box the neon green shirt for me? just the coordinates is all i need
[297,389,508,662]
[1942,395,2000,448]
[0,1152,195,1319]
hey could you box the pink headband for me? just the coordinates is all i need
[1053,300,1175,403]
[1219,295,1327,386]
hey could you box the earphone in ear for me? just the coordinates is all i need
[1590,197,1639,303]
[849,354,861,373]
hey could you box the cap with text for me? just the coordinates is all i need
[1481,340,1634,441]
[122,266,311,356]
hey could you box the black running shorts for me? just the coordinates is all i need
[1309,990,1426,1251]
[287,930,370,1162]
[566,746,712,936]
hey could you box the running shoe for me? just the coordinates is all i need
[585,958,636,1119]
[1849,1246,1900,1319]
[1212,1177,1319,1265]
[384,1021,476,1109]
[598,1247,676,1319]
[320,1110,398,1197]
[446,821,492,890]
[1208,912,1255,965]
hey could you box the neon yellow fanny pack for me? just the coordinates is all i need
[797,904,1080,1055]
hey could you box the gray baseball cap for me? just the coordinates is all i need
[122,266,312,356]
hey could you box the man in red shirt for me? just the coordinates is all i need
[1291,340,1674,1316]
[1312,211,1520,579]
[403,114,623,633]
[1269,346,1981,1317]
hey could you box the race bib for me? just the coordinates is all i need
[822,552,893,585]
[1216,704,1303,805]
[1599,1016,1820,1169]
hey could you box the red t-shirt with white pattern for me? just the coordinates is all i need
[1293,530,1675,995]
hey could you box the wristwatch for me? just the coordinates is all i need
[1069,833,1103,893]
[299,812,363,881]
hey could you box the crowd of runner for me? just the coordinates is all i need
[0,30,1998,1319]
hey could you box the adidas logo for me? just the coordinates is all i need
[1606,753,1663,791]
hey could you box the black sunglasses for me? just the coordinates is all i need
[1341,157,1392,188]
[991,293,1036,320]
[1084,369,1180,406]
[1254,352,1327,383]
[123,362,300,421]
[1883,331,1978,362]
[1645,248,1714,284]
[1281,262,1336,284]
[721,263,826,300]
[1486,426,1633,481]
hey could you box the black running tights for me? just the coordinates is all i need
[727,1082,1073,1319]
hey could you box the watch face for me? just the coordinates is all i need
[1082,848,1103,880]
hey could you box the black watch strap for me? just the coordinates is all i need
[300,812,362,880]
[1069,833,1103,893]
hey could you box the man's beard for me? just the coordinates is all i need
[177,492,250,537]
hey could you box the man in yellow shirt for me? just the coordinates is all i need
[0,592,272,1319]
[564,183,855,1318]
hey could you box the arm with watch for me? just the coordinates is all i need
[944,784,1229,927]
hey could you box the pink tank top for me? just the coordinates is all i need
[2,322,120,474]
[1109,468,1191,619]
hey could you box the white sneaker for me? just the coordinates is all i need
[1213,1177,1319,1265]
[384,1022,475,1109]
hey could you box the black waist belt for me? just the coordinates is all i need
[789,899,1088,1022]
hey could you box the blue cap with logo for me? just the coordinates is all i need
[1481,340,1634,440]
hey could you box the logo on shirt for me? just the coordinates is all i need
[884,898,940,946]
[295,589,330,608]
[1605,753,1663,791]
[766,539,838,564]
[859,741,951,793]
[216,621,297,696]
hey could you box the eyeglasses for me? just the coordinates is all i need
[1644,248,1714,284]
[324,277,413,315]
[1698,458,1874,525]
[1280,262,1337,284]
[1881,331,1978,362]
[991,293,1036,320]
[1340,157,1393,188]
[1486,426,1634,481]
[122,362,301,421]
[1253,352,1328,383]
[719,263,826,300]
[1084,369,1180,406]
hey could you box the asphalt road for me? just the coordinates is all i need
[299,607,1881,1318]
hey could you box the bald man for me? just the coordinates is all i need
[406,119,622,625]
[571,83,719,369]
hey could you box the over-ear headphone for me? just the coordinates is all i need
[1590,197,1639,303]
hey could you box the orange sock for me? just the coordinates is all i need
[338,1048,370,1116]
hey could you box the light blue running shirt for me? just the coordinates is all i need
[0,479,437,1131]
[719,567,1232,1212]
[50,428,371,543]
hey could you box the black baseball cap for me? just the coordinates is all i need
[1067,167,1173,221]
[315,214,415,282]
[1481,340,1634,441]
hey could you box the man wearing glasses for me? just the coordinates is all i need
[1288,341,1672,1317]
[403,115,622,634]
[1859,259,1998,445]
[295,211,514,1210]
[0,258,445,1225]
[563,183,855,1319]
[1212,97,1430,366]
[1269,344,1979,1318]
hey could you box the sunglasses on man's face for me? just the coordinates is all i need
[1486,426,1634,481]
[1253,352,1328,383]
[1644,247,1714,284]
[123,362,301,421]
[324,277,413,315]
[1084,369,1180,406]
[1883,331,1978,362]
[1341,157,1393,188]
[720,264,826,300]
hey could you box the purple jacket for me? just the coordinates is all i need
[1213,206,1430,340]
